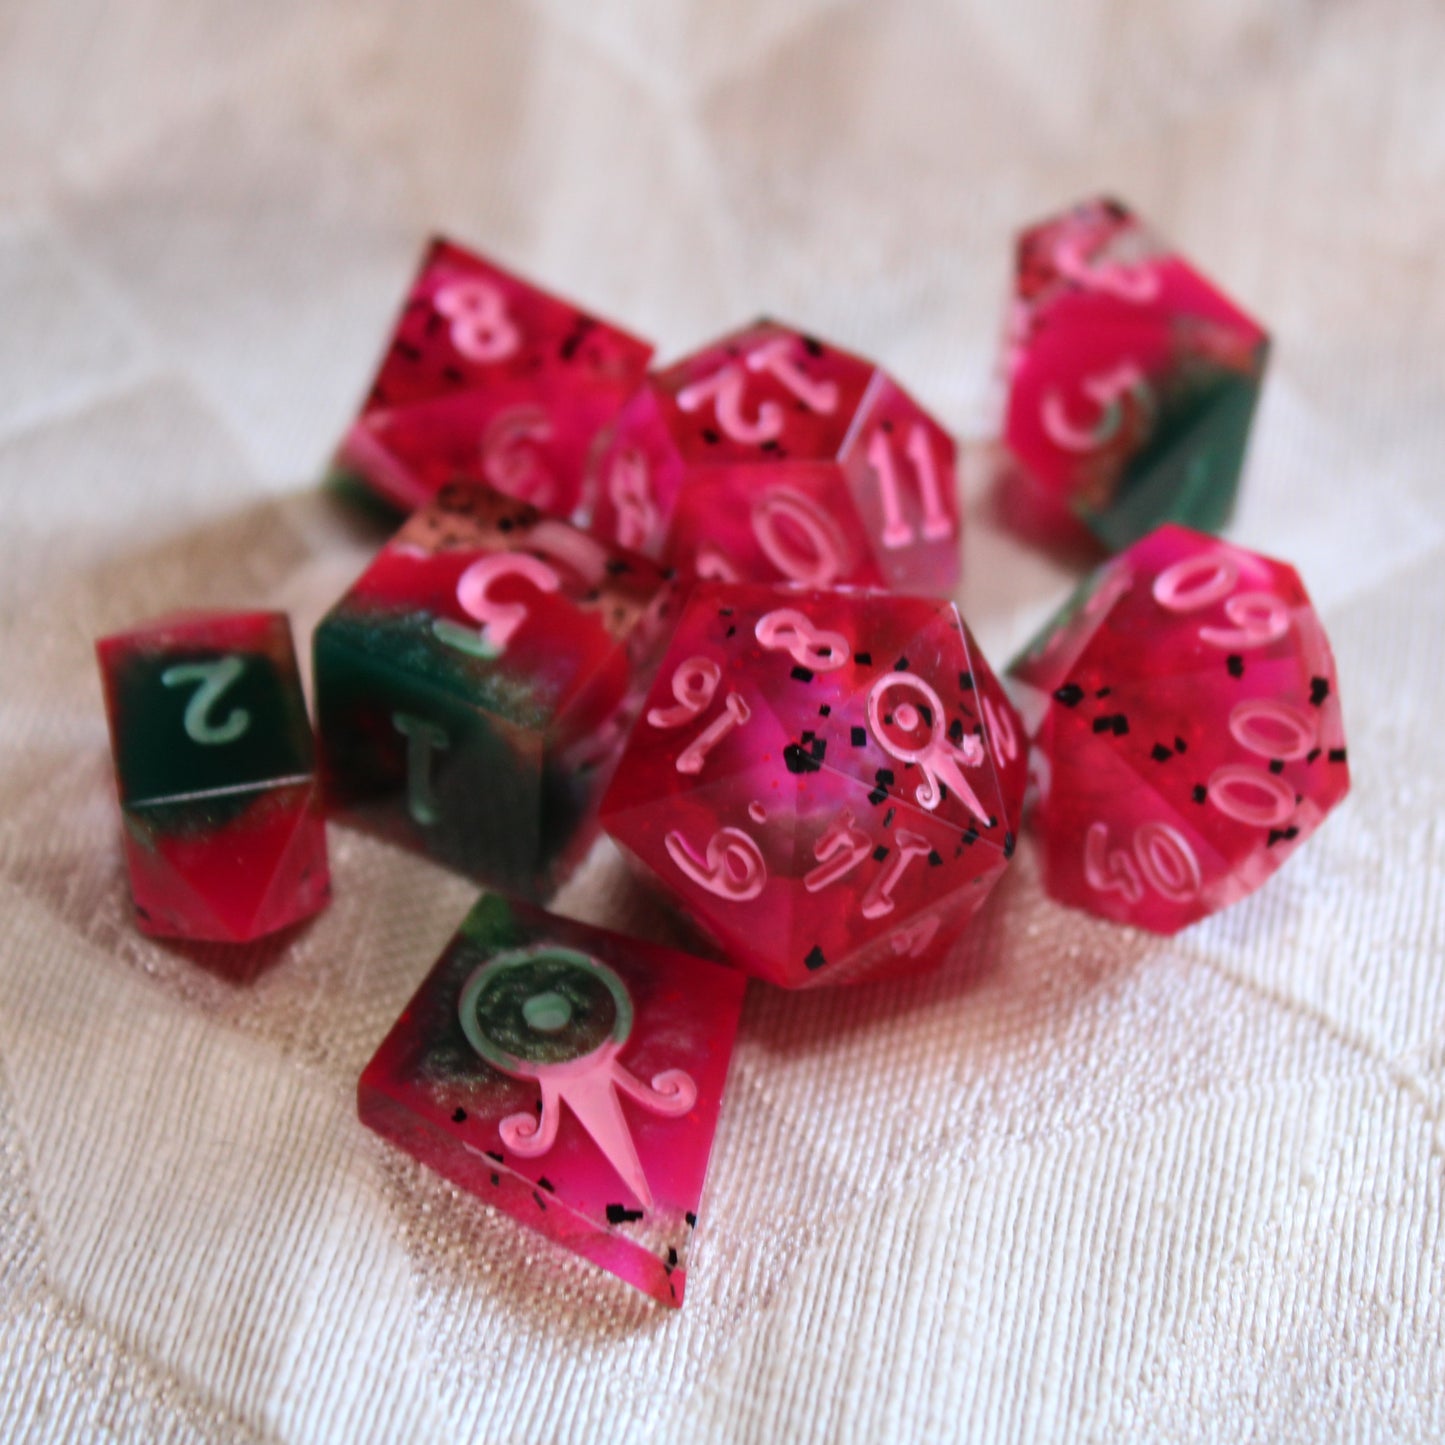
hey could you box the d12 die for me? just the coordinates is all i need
[582,320,961,593]
[330,237,653,516]
[96,611,330,946]
[600,581,1024,988]
[1000,197,1269,552]
[315,481,676,898]
[359,892,745,1307]
[1009,524,1349,933]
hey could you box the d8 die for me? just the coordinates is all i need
[331,237,653,516]
[96,611,330,946]
[600,581,1024,988]
[582,320,961,593]
[359,892,745,1307]
[1009,525,1349,933]
[315,481,676,897]
[1000,197,1269,551]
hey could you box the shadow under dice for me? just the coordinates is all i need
[1001,197,1270,552]
[600,582,1025,988]
[315,481,675,898]
[96,611,330,946]
[331,237,654,516]
[359,893,745,1307]
[1009,524,1350,933]
[583,320,961,594]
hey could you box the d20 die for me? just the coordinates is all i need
[1009,524,1349,933]
[359,892,745,1307]
[1000,197,1269,552]
[96,610,329,946]
[582,320,961,594]
[600,581,1024,988]
[315,481,676,897]
[331,237,653,516]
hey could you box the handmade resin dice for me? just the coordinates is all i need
[96,611,330,944]
[1009,525,1349,933]
[582,320,961,593]
[359,892,745,1306]
[1000,197,1269,551]
[330,237,653,516]
[600,581,1023,987]
[315,481,675,897]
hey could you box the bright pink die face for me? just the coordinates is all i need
[359,893,746,1307]
[600,582,1023,988]
[584,322,962,594]
[332,238,654,516]
[1009,525,1349,933]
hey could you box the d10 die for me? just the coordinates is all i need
[600,581,1024,988]
[359,892,745,1307]
[315,481,675,897]
[1009,524,1349,933]
[582,320,961,594]
[331,237,653,516]
[96,611,330,946]
[1000,197,1269,551]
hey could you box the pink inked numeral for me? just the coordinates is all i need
[890,912,942,959]
[647,656,721,729]
[1084,820,1201,903]
[1153,553,1240,614]
[664,825,766,901]
[481,406,556,510]
[867,673,991,825]
[676,692,751,775]
[434,278,520,363]
[1228,698,1317,762]
[676,336,838,444]
[695,543,741,583]
[1053,231,1161,303]
[1198,592,1291,651]
[981,694,1019,765]
[433,553,560,658]
[1083,821,1144,903]
[1041,361,1154,454]
[751,487,847,586]
[860,830,932,920]
[803,810,871,892]
[607,446,657,551]
[755,608,849,673]
[865,425,954,550]
[1206,766,1296,828]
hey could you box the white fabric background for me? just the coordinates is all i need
[1,1,1442,1440]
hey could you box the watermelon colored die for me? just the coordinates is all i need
[359,892,745,1307]
[96,610,330,947]
[600,581,1024,988]
[581,320,961,593]
[1009,525,1349,933]
[331,237,654,517]
[314,481,676,898]
[1000,197,1270,552]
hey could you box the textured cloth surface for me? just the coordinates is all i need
[2,2,1443,1441]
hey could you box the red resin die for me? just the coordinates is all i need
[315,482,676,897]
[600,581,1024,988]
[359,892,745,1307]
[1000,197,1270,552]
[96,611,330,945]
[331,237,654,516]
[581,320,961,593]
[1009,525,1349,933]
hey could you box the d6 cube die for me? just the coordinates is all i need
[359,892,745,1307]
[314,481,676,897]
[601,581,1024,988]
[1009,525,1349,933]
[583,320,961,593]
[331,237,654,516]
[96,610,329,946]
[1000,197,1269,551]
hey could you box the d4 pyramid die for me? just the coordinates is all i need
[1000,197,1270,551]
[331,237,653,516]
[1010,525,1350,933]
[600,581,1025,987]
[96,611,330,946]
[359,893,746,1307]
[582,320,961,593]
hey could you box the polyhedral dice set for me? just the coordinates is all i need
[94,205,1349,1304]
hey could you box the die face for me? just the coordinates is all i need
[333,238,653,516]
[1002,197,1269,552]
[358,893,746,1307]
[315,482,675,895]
[1010,526,1349,932]
[601,582,1023,987]
[96,611,329,944]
